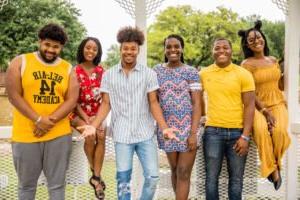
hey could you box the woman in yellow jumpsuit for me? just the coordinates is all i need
[238,20,290,190]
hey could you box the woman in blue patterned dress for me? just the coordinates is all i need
[154,34,202,199]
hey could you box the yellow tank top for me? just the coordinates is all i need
[12,52,72,142]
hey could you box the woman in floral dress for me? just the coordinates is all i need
[70,37,106,199]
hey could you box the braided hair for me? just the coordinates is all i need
[163,34,185,63]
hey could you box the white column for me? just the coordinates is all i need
[285,0,300,199]
[132,3,148,199]
[135,0,147,66]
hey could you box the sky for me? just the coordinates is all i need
[70,0,285,59]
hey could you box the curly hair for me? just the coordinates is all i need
[38,23,68,45]
[77,37,102,65]
[164,34,185,63]
[238,20,270,59]
[117,26,145,46]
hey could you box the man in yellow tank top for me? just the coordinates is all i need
[5,23,79,200]
[200,38,255,200]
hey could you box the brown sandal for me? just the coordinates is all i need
[89,175,105,199]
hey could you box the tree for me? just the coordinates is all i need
[147,6,285,67]
[261,20,285,60]
[147,6,246,67]
[0,0,86,71]
[102,44,120,69]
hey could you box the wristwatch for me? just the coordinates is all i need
[241,135,250,142]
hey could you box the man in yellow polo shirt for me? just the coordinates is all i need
[5,24,79,200]
[200,38,255,200]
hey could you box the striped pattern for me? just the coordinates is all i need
[100,63,159,144]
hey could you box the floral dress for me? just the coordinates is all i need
[75,65,104,117]
[154,64,200,152]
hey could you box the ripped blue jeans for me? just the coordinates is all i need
[115,137,159,200]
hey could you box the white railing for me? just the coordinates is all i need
[0,126,11,139]
[1,125,299,199]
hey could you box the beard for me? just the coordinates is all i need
[38,50,58,63]
[122,56,137,66]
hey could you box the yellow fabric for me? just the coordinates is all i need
[200,63,255,128]
[12,52,72,143]
[243,63,290,177]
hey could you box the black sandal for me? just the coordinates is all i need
[100,177,106,191]
[91,168,106,190]
[267,174,273,183]
[89,175,105,199]
[273,170,282,190]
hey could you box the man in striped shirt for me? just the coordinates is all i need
[79,26,177,200]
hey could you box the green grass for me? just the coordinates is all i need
[0,147,117,200]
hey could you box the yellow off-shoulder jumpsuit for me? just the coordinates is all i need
[243,63,291,178]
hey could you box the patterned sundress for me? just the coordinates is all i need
[154,64,200,152]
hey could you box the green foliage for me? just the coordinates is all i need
[102,44,120,69]
[147,6,245,67]
[0,0,86,71]
[147,6,285,67]
[261,20,285,60]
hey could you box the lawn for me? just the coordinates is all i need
[0,140,117,200]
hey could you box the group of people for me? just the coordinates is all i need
[5,20,290,200]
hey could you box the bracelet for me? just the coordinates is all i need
[240,135,250,142]
[35,116,42,124]
[260,107,267,113]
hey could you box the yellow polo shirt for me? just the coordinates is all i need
[200,63,255,128]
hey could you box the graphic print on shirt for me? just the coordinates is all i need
[32,70,64,104]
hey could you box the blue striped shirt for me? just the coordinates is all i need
[100,63,159,144]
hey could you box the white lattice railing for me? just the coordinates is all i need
[113,0,165,19]
[0,0,8,11]
[1,125,298,199]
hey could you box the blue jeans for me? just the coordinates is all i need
[203,126,247,200]
[115,137,159,200]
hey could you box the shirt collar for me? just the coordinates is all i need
[212,63,234,72]
[117,62,141,72]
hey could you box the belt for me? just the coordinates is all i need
[205,126,243,132]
